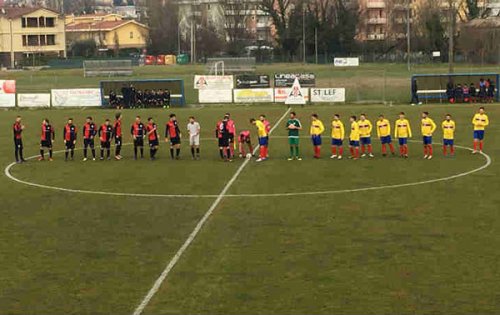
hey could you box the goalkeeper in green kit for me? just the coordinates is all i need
[286,111,302,160]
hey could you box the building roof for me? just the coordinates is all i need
[66,19,148,32]
[0,6,60,19]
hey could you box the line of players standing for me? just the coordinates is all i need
[109,84,171,109]
[11,112,259,163]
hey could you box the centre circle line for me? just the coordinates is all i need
[4,142,491,199]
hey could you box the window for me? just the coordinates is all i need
[27,35,39,46]
[27,17,38,27]
[47,35,55,45]
[22,35,27,46]
[40,35,46,46]
[130,32,134,39]
[39,17,45,27]
[21,18,26,28]
[46,17,55,27]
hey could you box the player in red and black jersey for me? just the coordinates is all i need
[63,118,77,161]
[82,116,97,161]
[39,118,55,161]
[165,114,181,159]
[114,113,123,160]
[13,116,25,163]
[131,116,146,159]
[146,117,159,160]
[216,116,231,162]
[99,119,113,160]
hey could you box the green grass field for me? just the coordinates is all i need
[1,62,498,104]
[0,103,499,315]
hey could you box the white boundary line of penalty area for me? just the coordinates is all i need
[130,107,292,315]
[4,143,492,199]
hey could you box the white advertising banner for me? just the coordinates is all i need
[285,78,306,105]
[194,75,234,90]
[51,89,102,107]
[334,57,360,67]
[311,88,346,103]
[18,93,51,108]
[198,89,233,103]
[0,94,15,107]
[274,88,310,103]
[233,88,274,103]
[0,80,16,107]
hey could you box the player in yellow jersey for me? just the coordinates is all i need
[472,107,489,154]
[376,114,395,156]
[442,114,456,157]
[310,113,325,159]
[358,114,374,158]
[421,111,437,160]
[250,118,268,162]
[349,116,360,160]
[330,114,345,160]
[394,112,412,158]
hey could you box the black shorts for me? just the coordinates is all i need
[14,139,23,149]
[229,133,235,142]
[149,139,159,147]
[84,139,95,148]
[65,141,75,149]
[218,137,229,147]
[115,136,122,146]
[40,140,52,148]
[170,137,181,146]
[134,138,144,147]
[101,141,111,149]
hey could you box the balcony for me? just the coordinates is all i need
[367,33,386,40]
[367,1,386,8]
[367,17,387,24]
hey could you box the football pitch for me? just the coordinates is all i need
[1,103,499,314]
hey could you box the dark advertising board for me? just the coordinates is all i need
[235,75,271,88]
[274,73,316,87]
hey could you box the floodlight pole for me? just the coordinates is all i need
[303,4,306,64]
[448,0,455,73]
[315,27,318,64]
[406,0,411,71]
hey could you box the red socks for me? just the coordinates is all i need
[474,141,478,151]
[368,144,372,154]
[479,142,483,151]
[424,146,428,155]
[339,147,343,155]
[450,146,455,155]
[361,146,366,154]
[259,146,266,158]
[443,146,447,155]
[332,147,337,155]
[314,146,321,157]
[389,143,395,153]
[382,144,387,154]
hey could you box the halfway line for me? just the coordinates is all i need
[131,107,292,315]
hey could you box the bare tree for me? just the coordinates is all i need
[259,0,303,59]
[220,0,254,55]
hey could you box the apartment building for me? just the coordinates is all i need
[0,6,66,67]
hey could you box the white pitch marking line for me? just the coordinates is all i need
[131,107,292,315]
[4,143,492,199]
[225,145,491,197]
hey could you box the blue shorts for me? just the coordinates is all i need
[360,137,371,145]
[349,140,360,147]
[311,135,322,146]
[380,135,392,144]
[474,130,485,140]
[443,139,454,146]
[331,138,343,146]
[259,136,269,146]
[423,136,432,145]
[398,138,408,145]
